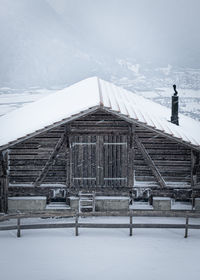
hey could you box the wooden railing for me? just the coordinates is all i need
[0,210,200,238]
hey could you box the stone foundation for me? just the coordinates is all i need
[69,197,79,210]
[195,198,200,210]
[69,196,129,211]
[8,196,47,212]
[153,197,171,211]
[95,196,129,211]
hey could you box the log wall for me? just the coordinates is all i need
[134,125,192,186]
[7,109,199,198]
[9,126,66,184]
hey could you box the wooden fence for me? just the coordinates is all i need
[0,210,200,238]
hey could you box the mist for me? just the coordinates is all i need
[0,0,199,88]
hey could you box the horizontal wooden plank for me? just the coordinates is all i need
[10,155,53,160]
[72,120,128,126]
[10,170,66,176]
[143,143,188,150]
[10,149,39,155]
[10,166,65,171]
[79,114,124,121]
[135,149,190,155]
[0,210,198,220]
[135,175,191,182]
[10,160,65,166]
[78,223,130,228]
[21,223,75,229]
[134,154,190,160]
[12,144,40,149]
[9,177,66,183]
[134,165,190,172]
[70,128,129,133]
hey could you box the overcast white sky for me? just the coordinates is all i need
[0,0,199,87]
[48,0,200,65]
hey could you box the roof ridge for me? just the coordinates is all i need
[0,76,199,151]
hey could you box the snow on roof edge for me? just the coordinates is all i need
[0,76,200,151]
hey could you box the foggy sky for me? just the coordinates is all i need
[48,0,200,65]
[0,0,200,87]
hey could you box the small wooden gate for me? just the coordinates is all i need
[69,135,130,189]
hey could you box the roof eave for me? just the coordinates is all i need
[0,105,199,153]
[0,105,101,152]
[102,107,200,152]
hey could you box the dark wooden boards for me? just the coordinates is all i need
[134,125,192,185]
[135,135,166,188]
[0,151,8,212]
[6,109,197,199]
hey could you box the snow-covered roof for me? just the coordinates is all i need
[0,77,200,151]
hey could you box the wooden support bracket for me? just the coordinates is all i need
[135,136,166,188]
[34,133,66,187]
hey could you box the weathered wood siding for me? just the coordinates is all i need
[134,125,191,185]
[69,134,129,189]
[68,111,131,189]
[8,109,196,193]
[9,126,66,184]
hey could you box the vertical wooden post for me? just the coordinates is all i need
[65,126,70,188]
[75,213,79,236]
[17,218,21,238]
[0,151,9,213]
[127,125,135,188]
[129,212,133,236]
[191,150,199,209]
[96,136,104,187]
[184,216,189,238]
[69,135,73,189]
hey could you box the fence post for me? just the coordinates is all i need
[184,216,189,238]
[130,212,133,236]
[17,218,21,238]
[75,213,79,236]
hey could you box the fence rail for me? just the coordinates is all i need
[0,210,200,238]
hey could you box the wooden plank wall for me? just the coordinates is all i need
[9,126,66,184]
[9,110,130,189]
[134,125,191,185]
[70,135,97,188]
[7,109,196,196]
[68,111,130,190]
[0,158,3,211]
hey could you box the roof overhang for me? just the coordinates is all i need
[0,105,200,153]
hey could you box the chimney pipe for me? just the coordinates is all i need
[171,84,179,125]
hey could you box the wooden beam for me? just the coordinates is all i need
[191,150,196,187]
[135,136,166,188]
[34,133,66,187]
[127,125,135,188]
[65,126,70,188]
[191,150,200,186]
[96,136,104,187]
[0,151,9,213]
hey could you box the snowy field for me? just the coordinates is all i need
[0,216,200,280]
[0,86,200,121]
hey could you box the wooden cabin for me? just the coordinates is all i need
[0,77,200,212]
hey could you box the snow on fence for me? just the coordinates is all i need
[0,210,200,238]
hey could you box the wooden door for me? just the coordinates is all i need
[70,135,97,188]
[103,135,128,187]
[69,134,130,189]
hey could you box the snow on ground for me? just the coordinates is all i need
[0,216,200,280]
